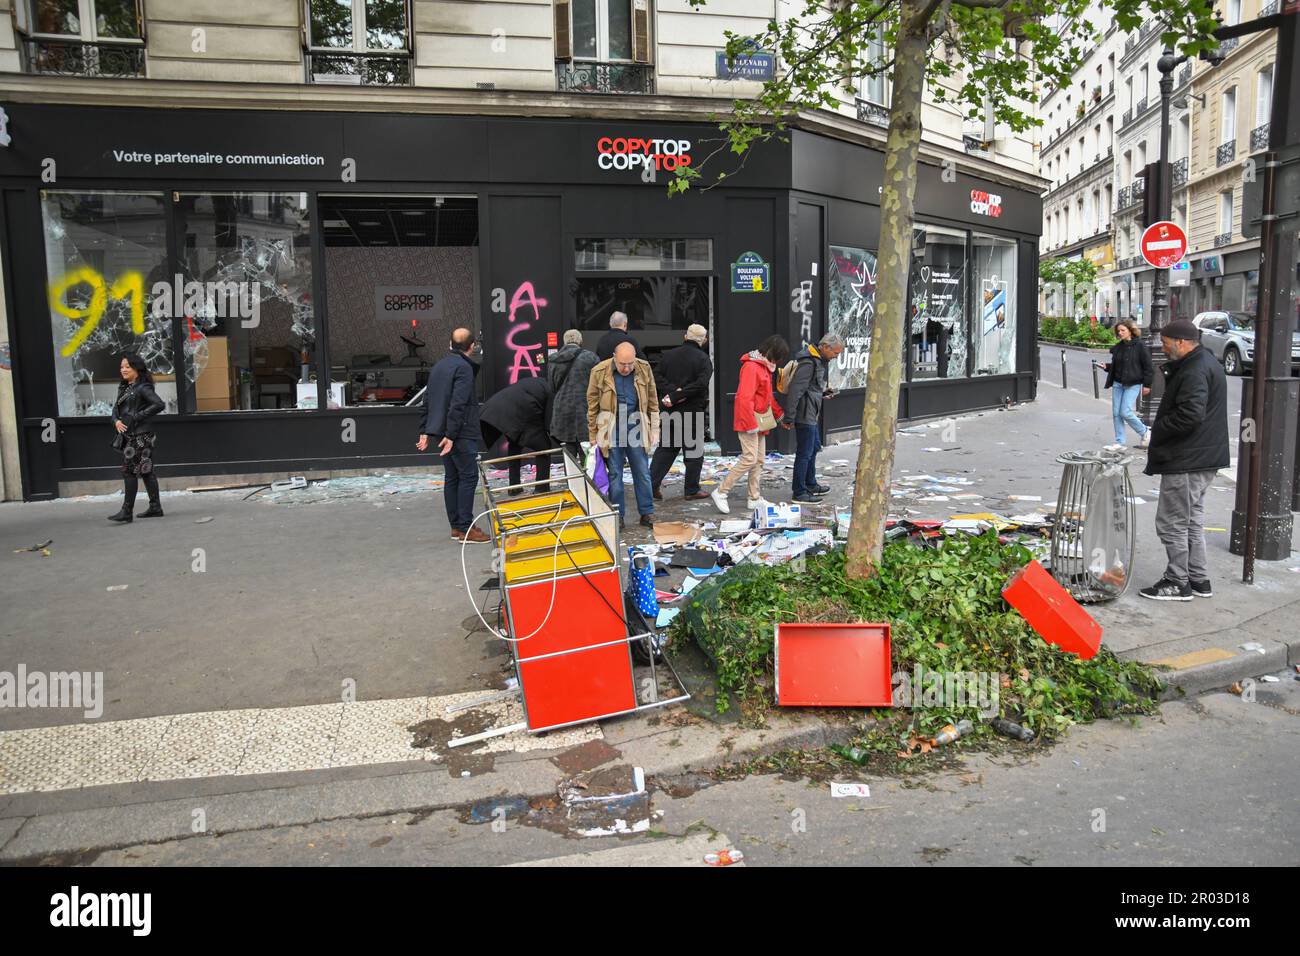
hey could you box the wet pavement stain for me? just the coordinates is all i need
[407,711,497,777]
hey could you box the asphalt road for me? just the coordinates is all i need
[87,669,1299,866]
[1037,343,1245,414]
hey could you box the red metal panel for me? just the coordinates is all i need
[506,566,635,731]
[506,567,626,658]
[1002,560,1102,660]
[518,643,638,731]
[775,623,893,707]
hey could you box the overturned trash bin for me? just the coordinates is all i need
[1049,449,1137,603]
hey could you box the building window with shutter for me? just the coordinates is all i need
[305,0,412,86]
[556,0,654,94]
[854,26,890,127]
[17,0,146,76]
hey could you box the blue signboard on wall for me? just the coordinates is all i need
[715,51,776,81]
[731,251,771,292]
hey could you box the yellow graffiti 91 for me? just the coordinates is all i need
[48,267,145,357]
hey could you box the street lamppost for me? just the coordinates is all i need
[1136,45,1189,425]
[1137,26,1225,427]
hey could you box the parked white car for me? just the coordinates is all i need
[1192,310,1300,376]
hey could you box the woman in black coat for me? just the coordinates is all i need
[108,352,166,523]
[1100,319,1154,451]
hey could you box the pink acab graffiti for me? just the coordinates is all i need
[504,281,547,384]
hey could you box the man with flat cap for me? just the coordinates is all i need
[1139,319,1230,602]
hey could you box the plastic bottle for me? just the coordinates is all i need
[990,717,1036,741]
[931,719,974,747]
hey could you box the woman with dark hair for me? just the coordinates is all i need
[711,334,790,514]
[108,353,166,523]
[1100,318,1153,451]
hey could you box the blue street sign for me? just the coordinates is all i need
[715,51,775,81]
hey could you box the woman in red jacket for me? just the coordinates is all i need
[711,335,791,514]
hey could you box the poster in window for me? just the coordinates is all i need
[827,245,877,390]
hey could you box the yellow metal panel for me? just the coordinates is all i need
[504,539,614,585]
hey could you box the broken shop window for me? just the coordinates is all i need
[910,225,969,381]
[41,190,177,417]
[972,233,1017,377]
[177,192,315,412]
[827,245,877,391]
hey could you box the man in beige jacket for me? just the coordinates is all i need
[587,341,659,526]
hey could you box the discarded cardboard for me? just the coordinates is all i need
[652,521,702,547]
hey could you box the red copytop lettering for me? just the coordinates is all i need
[597,137,613,153]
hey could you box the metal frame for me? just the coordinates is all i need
[472,447,689,736]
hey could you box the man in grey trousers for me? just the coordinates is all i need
[1139,319,1230,601]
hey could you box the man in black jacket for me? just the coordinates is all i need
[479,375,555,495]
[419,328,487,542]
[650,324,713,500]
[1140,319,1230,601]
[595,312,646,361]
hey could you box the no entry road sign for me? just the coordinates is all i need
[1140,220,1188,269]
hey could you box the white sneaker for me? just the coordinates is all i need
[747,498,770,510]
[1138,431,1151,448]
[1104,443,1126,451]
[710,489,730,514]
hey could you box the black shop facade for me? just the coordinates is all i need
[0,105,1041,499]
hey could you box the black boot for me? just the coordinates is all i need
[110,475,137,523]
[138,473,164,517]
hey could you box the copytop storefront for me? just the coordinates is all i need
[0,105,1040,499]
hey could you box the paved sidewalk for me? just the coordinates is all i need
[1,378,1296,861]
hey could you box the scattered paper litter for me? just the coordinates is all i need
[1007,495,1042,502]
[106,585,128,592]
[1260,675,1280,683]
[830,782,871,799]
[1127,497,1147,505]
[1239,642,1266,655]
[655,608,681,628]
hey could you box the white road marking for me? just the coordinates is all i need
[0,693,600,795]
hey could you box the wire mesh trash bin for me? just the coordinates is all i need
[1049,449,1137,603]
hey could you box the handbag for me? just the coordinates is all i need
[754,406,778,432]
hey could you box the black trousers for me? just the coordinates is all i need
[481,423,551,493]
[650,433,705,496]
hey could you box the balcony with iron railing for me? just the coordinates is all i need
[1178,63,1191,88]
[1172,155,1189,186]
[1122,107,1133,126]
[1131,177,1145,201]
[1118,185,1131,208]
[1214,232,1232,247]
[20,37,145,77]
[963,133,992,154]
[1217,140,1236,166]
[856,98,889,128]
[1219,36,1238,55]
[557,61,655,94]
[307,50,412,86]
[1250,124,1270,152]
[1262,0,1278,14]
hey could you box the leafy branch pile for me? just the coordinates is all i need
[670,533,1159,743]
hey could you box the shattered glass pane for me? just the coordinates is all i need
[178,192,315,411]
[972,234,1017,376]
[41,191,178,417]
[909,225,968,380]
[827,246,877,391]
